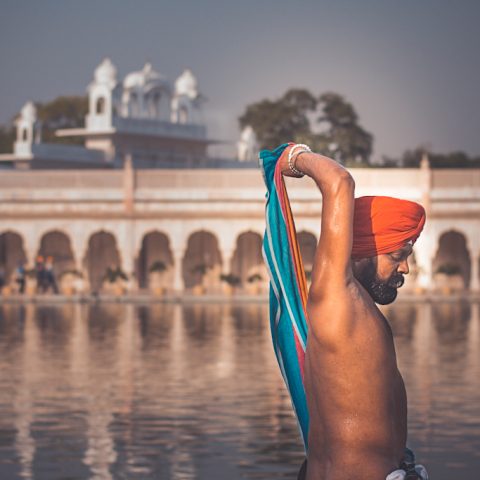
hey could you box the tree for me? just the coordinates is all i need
[36,95,88,146]
[0,126,15,154]
[239,89,373,165]
[315,93,373,166]
[238,88,317,150]
[0,95,88,153]
[381,148,480,168]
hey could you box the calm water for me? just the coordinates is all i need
[0,301,479,480]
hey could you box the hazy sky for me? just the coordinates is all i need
[1,0,479,160]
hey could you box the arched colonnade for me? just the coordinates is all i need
[0,220,479,293]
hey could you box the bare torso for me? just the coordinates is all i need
[277,145,410,479]
[305,279,407,480]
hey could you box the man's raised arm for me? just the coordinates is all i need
[279,146,356,303]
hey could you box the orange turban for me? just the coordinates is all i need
[351,196,426,260]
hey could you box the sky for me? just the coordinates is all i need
[1,0,479,161]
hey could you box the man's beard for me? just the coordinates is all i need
[356,258,404,305]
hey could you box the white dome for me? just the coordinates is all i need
[175,69,198,98]
[20,101,37,122]
[94,58,117,84]
[123,62,169,90]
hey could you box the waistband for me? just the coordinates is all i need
[386,447,429,480]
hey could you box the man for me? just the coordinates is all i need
[278,144,428,480]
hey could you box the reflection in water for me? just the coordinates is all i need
[0,301,479,479]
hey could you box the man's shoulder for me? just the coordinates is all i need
[306,279,374,341]
[307,276,366,309]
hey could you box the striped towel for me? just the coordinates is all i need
[259,143,310,451]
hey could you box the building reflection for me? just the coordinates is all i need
[0,301,478,479]
[13,305,35,480]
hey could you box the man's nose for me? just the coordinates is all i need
[398,259,409,275]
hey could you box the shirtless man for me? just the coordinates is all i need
[278,145,428,480]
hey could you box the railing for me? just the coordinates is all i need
[31,144,105,163]
[113,117,207,140]
[0,168,478,198]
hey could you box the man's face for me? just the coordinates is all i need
[355,244,413,305]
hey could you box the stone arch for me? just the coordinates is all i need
[432,230,470,289]
[145,88,166,119]
[136,231,174,290]
[298,231,317,280]
[84,231,121,292]
[150,92,161,118]
[231,231,265,288]
[96,96,106,114]
[0,231,27,284]
[37,230,75,279]
[183,230,222,290]
[130,92,140,117]
[22,128,28,141]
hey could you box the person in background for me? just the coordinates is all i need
[45,256,59,294]
[15,261,26,294]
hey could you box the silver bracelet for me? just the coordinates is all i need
[288,143,311,177]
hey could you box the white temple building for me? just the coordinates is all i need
[0,59,213,169]
[1,58,479,296]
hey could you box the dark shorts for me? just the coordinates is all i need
[297,459,307,480]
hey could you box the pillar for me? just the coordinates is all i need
[172,248,185,293]
[71,228,90,293]
[22,229,38,270]
[420,152,432,218]
[471,253,480,292]
[113,222,138,292]
[413,230,436,291]
[123,154,135,214]
[222,248,235,275]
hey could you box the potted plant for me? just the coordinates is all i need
[25,268,37,295]
[220,273,241,295]
[60,269,84,296]
[148,260,167,296]
[103,266,128,296]
[246,273,263,294]
[434,263,463,294]
[191,263,210,295]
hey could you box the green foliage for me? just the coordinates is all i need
[149,260,167,273]
[316,92,373,166]
[382,148,480,168]
[103,266,128,283]
[239,89,373,165]
[36,95,88,146]
[247,273,263,283]
[435,263,462,276]
[220,273,241,286]
[60,269,84,278]
[239,89,317,150]
[0,126,15,154]
[191,264,211,277]
[0,95,88,153]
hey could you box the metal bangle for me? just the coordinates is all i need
[288,143,311,177]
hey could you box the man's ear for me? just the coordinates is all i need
[352,257,369,276]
